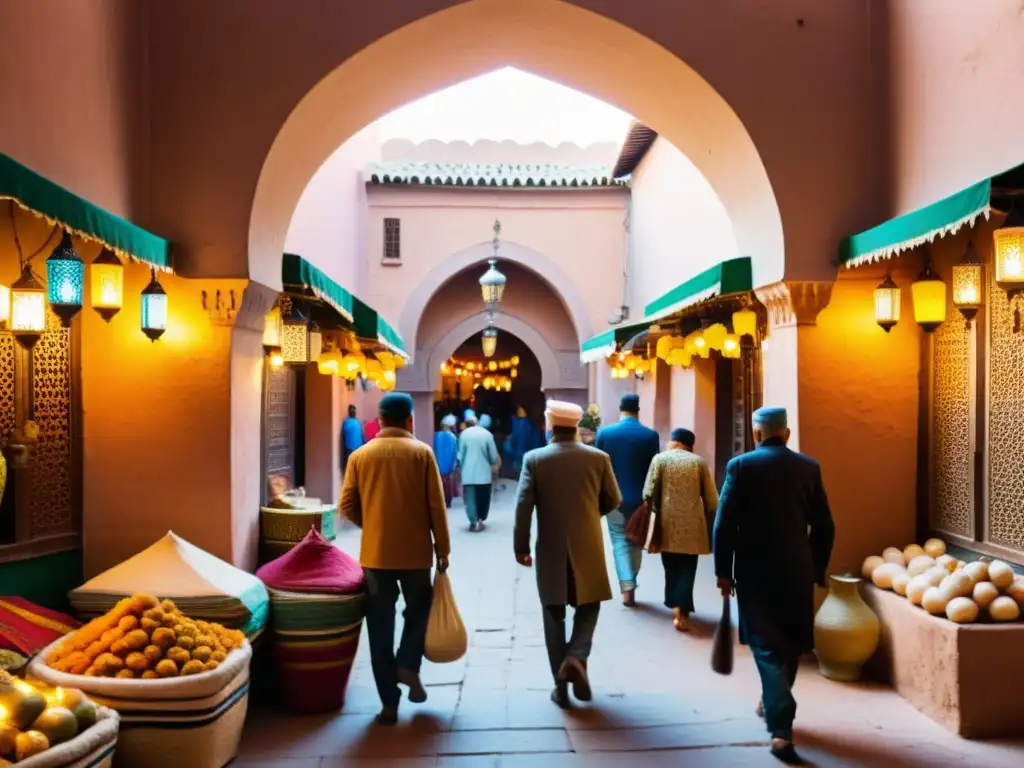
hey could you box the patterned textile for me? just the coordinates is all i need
[0,596,80,657]
[256,529,364,595]
[643,449,719,555]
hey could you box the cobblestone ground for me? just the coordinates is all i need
[237,481,1024,767]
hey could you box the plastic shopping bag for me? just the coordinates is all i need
[424,571,468,663]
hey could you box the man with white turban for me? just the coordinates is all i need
[458,409,500,531]
[434,414,459,507]
[514,400,621,708]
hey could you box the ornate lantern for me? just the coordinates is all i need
[46,232,84,326]
[951,241,984,325]
[482,326,498,358]
[140,269,168,341]
[911,261,947,333]
[994,201,1024,294]
[732,307,757,338]
[10,265,46,348]
[873,273,900,333]
[263,305,283,354]
[703,323,728,350]
[479,220,507,312]
[90,248,124,322]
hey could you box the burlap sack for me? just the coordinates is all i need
[424,572,467,663]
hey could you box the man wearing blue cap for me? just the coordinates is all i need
[595,393,660,606]
[341,392,452,725]
[458,409,500,532]
[713,406,835,764]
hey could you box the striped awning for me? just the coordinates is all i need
[352,297,407,359]
[282,253,355,322]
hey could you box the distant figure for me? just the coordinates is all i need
[595,393,660,606]
[479,413,493,431]
[514,400,621,708]
[433,414,459,507]
[714,407,835,764]
[340,404,364,473]
[340,393,451,726]
[458,410,499,532]
[508,406,532,474]
[643,428,718,632]
[364,416,381,442]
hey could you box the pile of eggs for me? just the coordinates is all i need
[862,539,1024,624]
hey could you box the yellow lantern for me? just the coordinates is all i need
[263,306,283,351]
[380,369,396,390]
[994,206,1024,294]
[911,262,947,333]
[316,348,343,376]
[504,380,512,392]
[488,360,498,372]
[703,323,727,350]
[10,265,46,348]
[732,307,757,338]
[873,273,901,333]
[667,348,691,367]
[511,355,520,365]
[90,248,124,322]
[952,241,984,325]
[722,333,741,359]
[511,368,518,378]
[655,335,673,360]
[365,359,384,382]
[341,352,365,379]
[269,350,285,369]
[440,362,450,375]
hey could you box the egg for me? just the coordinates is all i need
[922,586,949,615]
[939,572,974,602]
[1005,577,1024,609]
[882,547,905,566]
[988,596,1022,622]
[935,554,958,573]
[922,567,947,587]
[903,544,926,562]
[906,575,930,605]
[871,563,905,590]
[972,581,1000,611]
[861,555,886,580]
[923,538,946,558]
[946,596,979,624]
[988,560,1015,590]
[963,560,989,584]
[891,572,911,596]
[906,555,935,577]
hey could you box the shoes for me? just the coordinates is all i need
[769,738,803,764]
[550,684,570,709]
[622,589,636,607]
[672,608,690,632]
[558,656,592,702]
[469,522,482,532]
[376,706,398,726]
[756,698,764,719]
[396,668,428,703]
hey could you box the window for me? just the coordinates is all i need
[383,218,401,262]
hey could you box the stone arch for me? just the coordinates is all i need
[400,240,592,355]
[425,312,563,391]
[248,0,784,291]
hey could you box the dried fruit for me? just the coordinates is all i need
[155,659,179,678]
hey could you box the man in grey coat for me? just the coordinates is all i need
[458,409,500,532]
[514,400,622,708]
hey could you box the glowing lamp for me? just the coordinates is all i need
[732,307,757,338]
[511,368,518,378]
[480,258,506,311]
[263,306,283,350]
[952,241,984,325]
[317,348,342,376]
[440,362,450,374]
[365,359,384,382]
[488,360,498,372]
[380,369,396,390]
[504,380,512,392]
[873,274,901,333]
[269,351,284,369]
[911,262,947,333]
[140,269,167,341]
[994,204,1024,294]
[703,323,728,350]
[11,265,47,348]
[666,348,692,367]
[455,367,464,376]
[511,355,520,366]
[341,352,366,380]
[90,248,124,322]
[655,335,673,360]
[722,333,741,359]
[46,232,84,326]
[482,327,498,358]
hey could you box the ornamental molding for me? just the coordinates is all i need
[227,280,278,332]
[754,280,834,329]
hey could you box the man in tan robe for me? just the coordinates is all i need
[514,400,621,708]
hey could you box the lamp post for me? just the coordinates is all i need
[480,220,506,313]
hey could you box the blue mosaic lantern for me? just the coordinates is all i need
[46,231,84,327]
[140,269,168,341]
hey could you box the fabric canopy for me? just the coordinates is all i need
[838,179,992,268]
[282,252,355,321]
[0,153,173,271]
[352,295,408,358]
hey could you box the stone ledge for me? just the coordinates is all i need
[863,584,1024,738]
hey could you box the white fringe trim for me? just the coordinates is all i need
[309,286,354,322]
[843,205,991,269]
[580,343,617,364]
[647,284,720,320]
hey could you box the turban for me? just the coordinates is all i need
[441,414,457,428]
[545,400,583,429]
[379,392,414,422]
[463,409,477,422]
[619,393,640,413]
[479,414,492,429]
[752,406,787,429]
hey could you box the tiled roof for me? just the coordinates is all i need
[611,121,658,179]
[364,161,626,188]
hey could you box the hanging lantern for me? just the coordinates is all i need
[911,261,947,333]
[10,265,46,348]
[0,284,9,328]
[140,269,168,341]
[722,334,741,359]
[504,380,512,392]
[667,348,692,368]
[655,335,673,360]
[45,232,85,327]
[268,350,285,369]
[952,241,984,325]
[317,347,343,376]
[732,307,757,338]
[263,306,283,350]
[488,360,498,372]
[873,273,901,333]
[510,355,520,366]
[480,259,506,311]
[510,368,518,378]
[482,327,498,358]
[380,369,396,391]
[341,351,366,380]
[90,248,123,322]
[365,359,384,383]
[994,202,1024,294]
[703,323,728,350]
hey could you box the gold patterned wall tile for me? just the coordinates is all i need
[0,334,15,442]
[930,318,973,537]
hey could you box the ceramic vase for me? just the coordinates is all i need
[813,573,880,682]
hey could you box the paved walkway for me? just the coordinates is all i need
[237,481,1024,767]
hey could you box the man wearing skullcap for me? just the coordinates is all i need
[713,406,834,763]
[433,414,459,507]
[515,400,621,708]
[339,403,364,474]
[341,392,451,725]
[595,393,661,606]
[458,409,500,531]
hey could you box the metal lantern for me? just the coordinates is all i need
[994,203,1024,295]
[46,232,85,326]
[479,259,506,312]
[481,326,498,358]
[140,269,168,341]
[911,261,947,333]
[873,273,901,333]
[90,248,124,321]
[722,333,741,359]
[263,306,283,354]
[732,307,757,338]
[10,265,46,348]
[952,241,984,325]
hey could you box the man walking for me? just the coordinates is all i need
[340,404,364,474]
[514,401,621,708]
[595,393,660,606]
[433,413,459,507]
[340,393,451,725]
[458,409,499,532]
[713,407,834,764]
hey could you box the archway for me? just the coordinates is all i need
[249,0,784,291]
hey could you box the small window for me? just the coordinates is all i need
[383,218,401,261]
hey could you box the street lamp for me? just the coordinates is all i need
[952,241,984,326]
[482,326,498,358]
[480,220,506,312]
[873,273,901,333]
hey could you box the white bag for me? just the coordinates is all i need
[424,571,467,663]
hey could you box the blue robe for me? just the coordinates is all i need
[595,416,660,516]
[433,430,458,476]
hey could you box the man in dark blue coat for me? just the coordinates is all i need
[595,393,660,606]
[713,406,834,764]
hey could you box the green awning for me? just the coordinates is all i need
[839,179,992,268]
[352,297,408,358]
[579,320,651,363]
[282,253,354,321]
[0,153,173,271]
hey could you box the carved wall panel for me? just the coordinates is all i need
[930,320,973,538]
[265,365,295,487]
[0,335,15,442]
[987,268,1024,551]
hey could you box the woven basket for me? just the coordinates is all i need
[259,506,337,565]
[17,705,119,768]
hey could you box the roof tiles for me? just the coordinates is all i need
[364,161,626,189]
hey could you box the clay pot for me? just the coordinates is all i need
[813,574,880,682]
